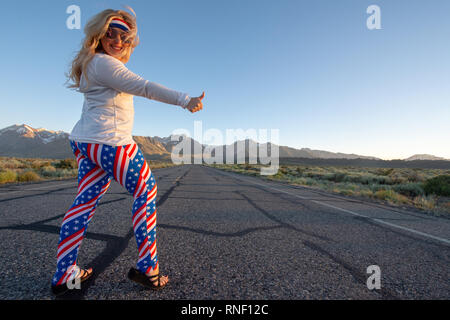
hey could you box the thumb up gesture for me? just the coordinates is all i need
[185,92,205,113]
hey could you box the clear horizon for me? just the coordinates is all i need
[0,0,448,161]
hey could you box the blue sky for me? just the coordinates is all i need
[0,0,449,160]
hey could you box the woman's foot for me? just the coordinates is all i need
[146,266,169,287]
[127,266,169,290]
[78,268,93,280]
[51,267,93,296]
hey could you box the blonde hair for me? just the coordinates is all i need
[65,6,140,90]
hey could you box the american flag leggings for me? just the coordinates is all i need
[52,140,159,286]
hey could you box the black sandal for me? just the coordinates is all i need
[51,268,93,296]
[127,267,168,290]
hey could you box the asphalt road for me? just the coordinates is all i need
[0,164,449,300]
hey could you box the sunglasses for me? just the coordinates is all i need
[104,28,133,45]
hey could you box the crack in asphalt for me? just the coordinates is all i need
[158,223,284,238]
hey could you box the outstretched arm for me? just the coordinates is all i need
[93,54,190,108]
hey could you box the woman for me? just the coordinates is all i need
[51,7,204,296]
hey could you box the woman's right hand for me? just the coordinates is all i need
[185,92,205,113]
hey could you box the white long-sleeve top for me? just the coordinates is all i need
[69,53,191,146]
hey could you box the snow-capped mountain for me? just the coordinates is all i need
[0,124,72,159]
[0,124,68,144]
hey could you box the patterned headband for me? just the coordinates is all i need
[109,18,131,32]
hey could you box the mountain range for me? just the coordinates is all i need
[0,124,448,163]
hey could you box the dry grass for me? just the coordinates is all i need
[0,157,77,184]
[0,156,179,185]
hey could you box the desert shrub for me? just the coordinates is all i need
[324,172,347,183]
[39,165,58,177]
[423,175,450,196]
[332,182,360,196]
[374,189,409,204]
[360,189,374,198]
[31,160,51,169]
[375,168,394,176]
[290,177,319,187]
[271,170,285,179]
[374,189,388,200]
[392,183,425,198]
[340,189,355,196]
[243,164,260,174]
[0,158,24,169]
[305,172,325,180]
[369,184,392,192]
[344,174,391,185]
[55,159,77,169]
[0,170,17,183]
[61,168,78,177]
[291,177,309,185]
[48,168,77,178]
[303,177,320,186]
[403,169,425,183]
[413,195,436,211]
[334,172,347,182]
[346,174,368,184]
[279,167,289,174]
[388,170,409,184]
[17,170,41,182]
